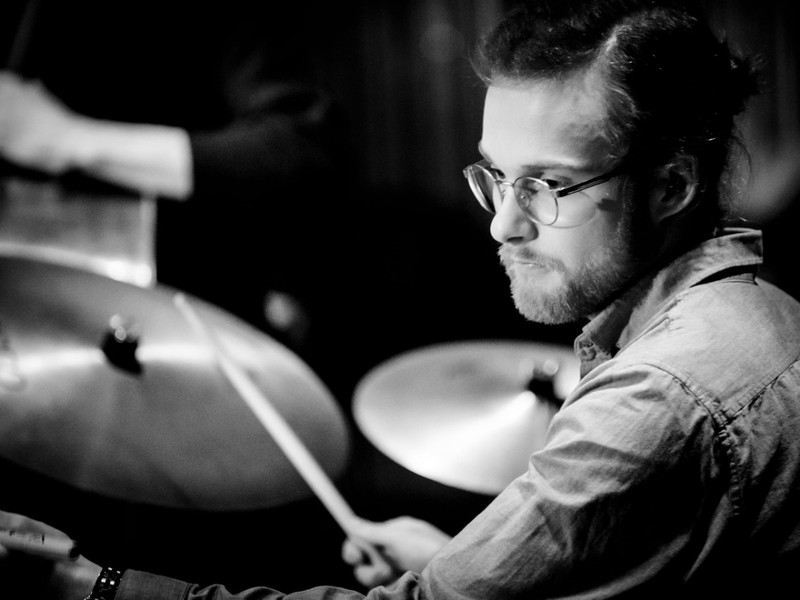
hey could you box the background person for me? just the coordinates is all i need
[0,0,348,347]
[0,0,358,591]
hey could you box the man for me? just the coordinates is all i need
[3,0,799,598]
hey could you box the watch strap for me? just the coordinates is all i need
[85,567,125,600]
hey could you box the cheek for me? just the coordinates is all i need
[539,225,610,273]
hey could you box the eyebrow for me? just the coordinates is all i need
[477,142,595,173]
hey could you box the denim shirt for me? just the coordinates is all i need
[119,229,800,599]
[422,228,800,598]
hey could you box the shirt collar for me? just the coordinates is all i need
[577,227,763,362]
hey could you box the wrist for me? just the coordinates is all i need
[48,560,102,600]
[84,566,125,600]
[62,114,102,173]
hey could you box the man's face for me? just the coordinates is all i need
[480,77,647,324]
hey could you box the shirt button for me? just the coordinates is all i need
[578,346,596,361]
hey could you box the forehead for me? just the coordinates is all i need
[481,77,611,171]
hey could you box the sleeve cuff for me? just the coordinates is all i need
[117,570,191,600]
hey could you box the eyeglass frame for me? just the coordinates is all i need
[463,159,624,227]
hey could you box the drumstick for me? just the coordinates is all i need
[0,528,79,561]
[173,293,358,535]
[6,0,41,71]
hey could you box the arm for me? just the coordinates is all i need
[118,570,366,600]
[0,5,346,203]
[0,510,395,600]
[0,71,192,199]
[423,363,713,598]
[0,508,442,600]
[0,513,349,600]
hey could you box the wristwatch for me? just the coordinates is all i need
[85,567,126,600]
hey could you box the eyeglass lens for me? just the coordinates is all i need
[465,165,558,225]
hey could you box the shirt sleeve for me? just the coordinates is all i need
[422,361,715,598]
[118,570,429,600]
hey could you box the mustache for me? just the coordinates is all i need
[497,245,561,270]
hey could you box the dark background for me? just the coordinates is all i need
[0,0,797,594]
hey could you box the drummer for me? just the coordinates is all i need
[0,1,347,352]
[3,0,800,598]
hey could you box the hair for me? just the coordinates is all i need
[473,0,761,230]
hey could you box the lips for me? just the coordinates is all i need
[498,246,551,270]
[511,257,547,267]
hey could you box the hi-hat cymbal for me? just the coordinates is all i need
[0,255,350,511]
[353,340,580,495]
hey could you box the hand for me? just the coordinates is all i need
[0,510,100,600]
[0,70,85,175]
[342,516,452,588]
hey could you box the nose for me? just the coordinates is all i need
[489,186,537,244]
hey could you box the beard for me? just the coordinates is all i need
[498,204,653,325]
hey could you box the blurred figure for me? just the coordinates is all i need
[0,0,348,348]
[0,1,357,592]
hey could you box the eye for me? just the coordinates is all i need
[541,178,564,189]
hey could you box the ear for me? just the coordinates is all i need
[648,155,700,224]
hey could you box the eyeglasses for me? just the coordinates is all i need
[463,160,622,228]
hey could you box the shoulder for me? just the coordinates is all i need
[612,275,800,415]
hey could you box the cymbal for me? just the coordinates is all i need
[353,340,580,495]
[0,255,350,511]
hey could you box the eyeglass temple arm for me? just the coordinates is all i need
[555,167,623,197]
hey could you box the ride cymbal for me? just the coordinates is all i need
[0,256,350,510]
[353,340,579,495]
